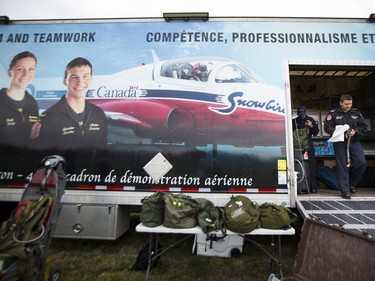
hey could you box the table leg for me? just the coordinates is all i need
[243,235,284,278]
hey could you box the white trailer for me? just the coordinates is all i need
[1,15,374,239]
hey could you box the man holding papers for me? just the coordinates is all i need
[324,94,367,199]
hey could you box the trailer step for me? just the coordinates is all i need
[297,198,375,238]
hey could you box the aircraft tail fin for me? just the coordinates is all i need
[150,50,159,62]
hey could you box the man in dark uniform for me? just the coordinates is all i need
[292,106,320,193]
[38,57,108,174]
[324,94,367,199]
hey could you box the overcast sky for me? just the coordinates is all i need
[1,0,375,20]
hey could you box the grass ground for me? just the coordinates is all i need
[47,214,302,281]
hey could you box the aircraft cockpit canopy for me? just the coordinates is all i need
[160,59,263,84]
[160,60,212,82]
[215,64,262,84]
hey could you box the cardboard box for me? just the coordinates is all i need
[323,159,336,168]
[193,233,244,257]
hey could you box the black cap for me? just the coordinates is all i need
[297,106,307,116]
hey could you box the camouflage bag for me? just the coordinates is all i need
[0,195,53,258]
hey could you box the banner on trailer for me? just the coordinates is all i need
[0,20,374,190]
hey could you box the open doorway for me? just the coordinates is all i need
[289,61,375,236]
[288,61,375,190]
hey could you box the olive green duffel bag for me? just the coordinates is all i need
[140,191,166,227]
[163,193,199,228]
[259,202,298,229]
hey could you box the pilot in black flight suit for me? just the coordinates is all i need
[324,94,367,199]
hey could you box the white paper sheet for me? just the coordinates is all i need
[328,124,350,142]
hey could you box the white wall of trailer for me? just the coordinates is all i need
[1,1,375,240]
